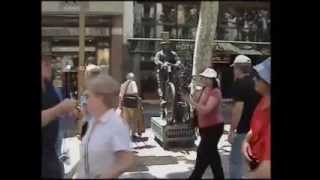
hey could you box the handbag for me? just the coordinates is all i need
[191,110,198,128]
[191,88,205,128]
[122,81,139,108]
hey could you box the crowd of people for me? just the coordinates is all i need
[42,38,270,178]
[220,9,270,42]
[42,42,137,179]
[184,55,270,179]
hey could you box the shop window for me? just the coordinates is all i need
[97,48,110,65]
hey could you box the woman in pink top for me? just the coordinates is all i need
[187,68,225,179]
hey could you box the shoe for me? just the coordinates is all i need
[131,135,138,141]
[160,100,167,106]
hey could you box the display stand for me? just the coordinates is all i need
[151,116,196,149]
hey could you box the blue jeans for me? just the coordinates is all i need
[229,133,247,179]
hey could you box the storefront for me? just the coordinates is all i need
[128,38,270,99]
[42,1,130,93]
[128,1,270,100]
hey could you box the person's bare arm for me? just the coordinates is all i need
[154,52,163,66]
[242,130,253,161]
[42,99,77,127]
[99,151,135,178]
[228,101,244,143]
[41,106,61,127]
[230,102,244,133]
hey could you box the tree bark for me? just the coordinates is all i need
[191,1,219,94]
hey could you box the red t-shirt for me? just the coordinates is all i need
[197,87,223,128]
[249,96,271,161]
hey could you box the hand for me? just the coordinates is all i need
[175,61,182,68]
[227,131,235,144]
[56,99,77,116]
[242,140,253,162]
[162,62,169,68]
[71,108,83,120]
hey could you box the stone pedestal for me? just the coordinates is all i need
[151,117,195,149]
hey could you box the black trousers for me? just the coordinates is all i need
[41,157,64,178]
[190,123,225,179]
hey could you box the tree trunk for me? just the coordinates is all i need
[191,1,219,94]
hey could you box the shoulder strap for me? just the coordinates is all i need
[124,80,132,95]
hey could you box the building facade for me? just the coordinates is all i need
[41,1,270,99]
[41,1,134,84]
[128,1,270,99]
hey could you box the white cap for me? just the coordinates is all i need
[230,55,252,67]
[199,68,218,78]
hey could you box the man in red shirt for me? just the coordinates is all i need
[242,57,271,178]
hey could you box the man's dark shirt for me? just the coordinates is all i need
[42,80,64,178]
[232,75,261,134]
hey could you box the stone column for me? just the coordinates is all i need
[156,3,163,39]
[110,15,123,83]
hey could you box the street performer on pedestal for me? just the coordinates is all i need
[154,32,181,118]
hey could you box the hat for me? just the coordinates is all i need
[230,55,251,67]
[254,57,271,84]
[160,40,171,45]
[199,68,218,78]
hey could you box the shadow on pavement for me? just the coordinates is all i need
[138,155,179,166]
[169,147,197,154]
[133,144,157,150]
[176,156,195,165]
[132,136,149,142]
[127,159,149,172]
[121,172,158,179]
[165,165,216,179]
[128,155,179,172]
[165,170,191,179]
[166,165,219,179]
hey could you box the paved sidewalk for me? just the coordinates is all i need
[62,126,232,179]
[60,100,234,178]
[120,125,231,179]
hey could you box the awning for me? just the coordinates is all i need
[216,42,266,56]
